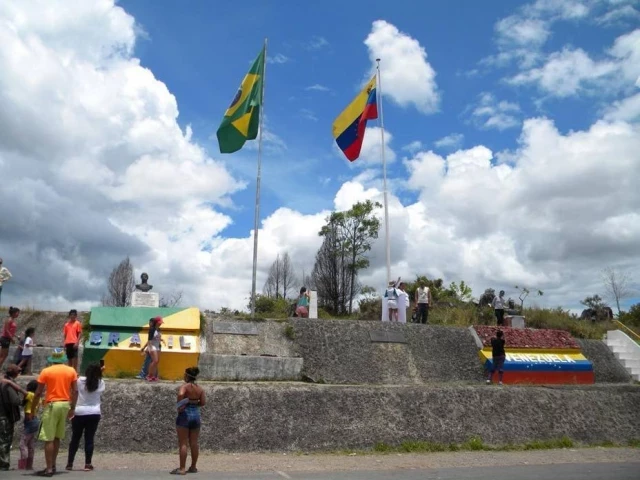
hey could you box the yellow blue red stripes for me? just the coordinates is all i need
[332,76,378,161]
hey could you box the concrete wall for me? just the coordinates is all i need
[290,319,485,384]
[13,381,640,453]
[577,339,630,383]
[198,354,302,381]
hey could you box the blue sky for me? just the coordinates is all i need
[120,0,637,239]
[1,0,639,312]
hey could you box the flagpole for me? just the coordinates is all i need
[376,58,391,283]
[250,38,267,319]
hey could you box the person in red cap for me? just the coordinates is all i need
[146,317,164,382]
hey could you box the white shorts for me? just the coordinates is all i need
[387,300,397,309]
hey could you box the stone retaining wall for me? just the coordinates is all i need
[13,381,640,453]
[290,319,484,384]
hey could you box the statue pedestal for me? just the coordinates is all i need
[131,291,159,308]
[309,290,318,319]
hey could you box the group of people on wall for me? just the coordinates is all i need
[383,280,510,327]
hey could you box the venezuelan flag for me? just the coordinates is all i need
[332,76,378,161]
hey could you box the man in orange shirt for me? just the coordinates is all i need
[62,310,82,372]
[32,348,78,477]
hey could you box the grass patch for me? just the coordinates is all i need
[628,439,640,448]
[284,324,295,340]
[524,436,573,450]
[362,436,604,455]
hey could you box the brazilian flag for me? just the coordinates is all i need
[216,47,265,154]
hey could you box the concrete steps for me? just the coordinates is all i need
[606,330,640,381]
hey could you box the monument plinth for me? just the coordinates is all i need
[131,291,159,308]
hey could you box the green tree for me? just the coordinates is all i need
[514,285,544,310]
[619,303,640,327]
[316,200,381,315]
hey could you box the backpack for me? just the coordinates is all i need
[0,383,22,423]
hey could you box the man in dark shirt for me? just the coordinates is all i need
[487,330,506,385]
[0,365,25,470]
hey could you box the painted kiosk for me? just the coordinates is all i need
[471,325,594,384]
[82,305,201,380]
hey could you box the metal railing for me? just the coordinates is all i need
[614,320,640,343]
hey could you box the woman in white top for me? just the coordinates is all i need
[66,362,105,472]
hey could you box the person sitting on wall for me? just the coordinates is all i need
[295,287,310,318]
[0,307,21,370]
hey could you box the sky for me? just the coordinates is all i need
[0,0,639,313]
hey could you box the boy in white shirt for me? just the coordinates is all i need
[18,328,35,375]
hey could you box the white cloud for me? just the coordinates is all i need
[470,93,521,130]
[434,133,464,150]
[364,20,439,114]
[267,53,289,64]
[402,141,424,153]
[304,36,329,51]
[597,5,640,25]
[3,0,640,316]
[509,29,640,97]
[603,92,640,121]
[305,84,330,92]
[299,108,318,121]
[356,127,396,165]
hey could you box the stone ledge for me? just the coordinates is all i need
[198,353,303,381]
[12,381,639,453]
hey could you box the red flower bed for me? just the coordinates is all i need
[473,326,580,349]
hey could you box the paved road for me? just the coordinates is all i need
[3,462,639,479]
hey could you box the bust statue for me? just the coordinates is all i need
[135,273,153,292]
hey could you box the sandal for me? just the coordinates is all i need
[84,464,94,471]
[170,468,186,475]
[35,470,54,477]
[66,464,73,471]
[188,466,198,473]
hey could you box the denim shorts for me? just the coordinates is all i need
[176,405,201,430]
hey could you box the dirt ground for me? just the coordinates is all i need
[71,448,640,473]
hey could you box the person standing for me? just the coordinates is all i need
[0,364,25,471]
[18,327,36,375]
[486,330,506,385]
[414,281,433,324]
[491,290,507,326]
[0,307,21,369]
[0,259,12,306]
[171,367,206,475]
[384,281,399,322]
[146,317,164,382]
[18,380,39,470]
[63,310,82,372]
[295,287,310,318]
[66,363,105,472]
[32,348,78,477]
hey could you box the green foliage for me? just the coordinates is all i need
[525,307,615,339]
[524,436,573,450]
[514,285,544,309]
[620,303,640,327]
[81,312,91,343]
[250,294,291,318]
[373,442,392,452]
[462,436,485,451]
[315,200,382,315]
[284,324,295,340]
[199,311,207,331]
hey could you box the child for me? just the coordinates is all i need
[17,328,35,375]
[18,380,39,470]
[384,281,399,322]
[486,330,506,385]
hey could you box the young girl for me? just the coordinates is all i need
[147,316,164,382]
[384,281,399,322]
[0,306,20,369]
[18,380,39,470]
[18,327,35,375]
[295,287,310,318]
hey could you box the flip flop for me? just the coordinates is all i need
[170,468,186,475]
[187,466,198,473]
[35,470,54,477]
